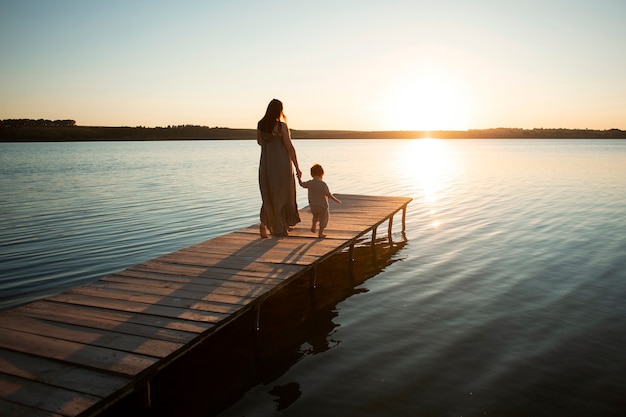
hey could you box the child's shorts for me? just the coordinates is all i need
[310,205,329,229]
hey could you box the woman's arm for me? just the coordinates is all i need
[256,129,262,145]
[280,123,302,178]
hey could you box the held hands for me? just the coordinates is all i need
[296,167,302,179]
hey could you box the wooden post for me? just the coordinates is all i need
[310,265,318,289]
[348,242,355,279]
[371,227,377,246]
[138,380,152,410]
[402,205,407,232]
[255,302,262,331]
[387,215,394,243]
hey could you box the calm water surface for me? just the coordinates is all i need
[1,139,626,416]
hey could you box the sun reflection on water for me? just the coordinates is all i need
[396,138,456,229]
[400,139,452,202]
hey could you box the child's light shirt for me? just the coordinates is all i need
[300,178,331,209]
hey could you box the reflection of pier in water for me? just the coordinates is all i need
[106,237,408,417]
[0,194,411,417]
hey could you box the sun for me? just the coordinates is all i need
[382,75,471,131]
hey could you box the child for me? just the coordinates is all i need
[298,164,342,238]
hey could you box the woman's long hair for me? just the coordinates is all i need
[258,99,286,133]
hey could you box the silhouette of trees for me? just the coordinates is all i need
[1,119,625,141]
[1,119,76,127]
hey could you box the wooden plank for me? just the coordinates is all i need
[19,300,212,334]
[102,274,271,299]
[0,313,182,359]
[118,264,282,286]
[129,259,301,281]
[197,267,297,284]
[0,372,100,417]
[155,252,313,271]
[127,264,299,287]
[0,327,156,376]
[46,293,226,324]
[182,242,331,262]
[159,249,322,267]
[0,397,65,417]
[0,348,130,398]
[81,280,253,308]
[188,232,341,251]
[65,285,247,315]
[111,270,276,295]
[18,301,200,344]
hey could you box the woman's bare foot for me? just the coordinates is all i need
[260,224,269,238]
[311,223,316,233]
[318,233,326,238]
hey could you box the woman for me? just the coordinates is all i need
[257,99,302,238]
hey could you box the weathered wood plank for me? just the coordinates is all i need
[0,327,156,376]
[47,293,225,324]
[0,372,100,417]
[0,314,183,359]
[80,280,253,307]
[65,286,248,315]
[0,348,130,398]
[130,259,301,281]
[0,397,66,417]
[165,250,323,267]
[19,301,200,343]
[19,300,212,334]
[102,274,271,299]
[118,264,281,286]
[181,243,328,262]
[191,235,350,256]
[111,269,276,294]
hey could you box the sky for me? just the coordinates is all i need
[1,0,625,131]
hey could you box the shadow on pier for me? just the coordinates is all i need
[101,237,407,417]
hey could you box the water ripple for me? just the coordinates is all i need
[2,139,626,416]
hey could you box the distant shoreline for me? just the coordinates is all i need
[1,125,625,142]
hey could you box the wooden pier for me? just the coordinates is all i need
[0,194,411,417]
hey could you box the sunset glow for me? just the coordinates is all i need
[1,1,624,130]
[382,75,471,131]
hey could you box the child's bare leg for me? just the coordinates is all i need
[318,211,329,238]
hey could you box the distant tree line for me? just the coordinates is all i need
[292,127,626,139]
[1,119,76,127]
[0,121,256,141]
[466,127,626,139]
[1,119,625,141]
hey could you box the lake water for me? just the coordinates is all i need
[1,139,626,416]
